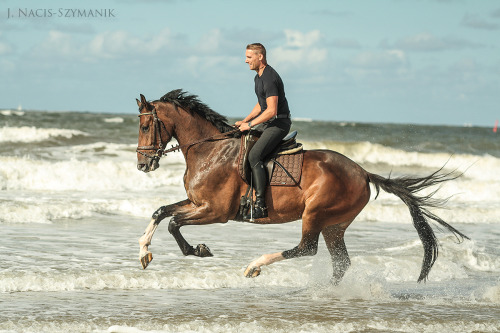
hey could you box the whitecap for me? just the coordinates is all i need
[104,117,124,123]
[0,126,88,143]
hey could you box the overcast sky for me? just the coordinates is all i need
[1,0,499,126]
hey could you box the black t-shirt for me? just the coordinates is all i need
[254,65,290,117]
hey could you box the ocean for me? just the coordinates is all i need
[1,109,499,332]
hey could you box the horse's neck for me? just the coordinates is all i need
[171,113,223,157]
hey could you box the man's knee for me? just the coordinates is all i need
[248,150,262,168]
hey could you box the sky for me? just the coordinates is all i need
[0,0,499,126]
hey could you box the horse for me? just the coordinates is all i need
[136,89,468,284]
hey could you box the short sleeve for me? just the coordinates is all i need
[263,74,279,98]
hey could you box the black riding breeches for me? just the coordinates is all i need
[248,118,291,168]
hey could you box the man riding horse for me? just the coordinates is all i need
[236,43,292,220]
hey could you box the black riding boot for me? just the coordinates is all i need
[245,161,268,220]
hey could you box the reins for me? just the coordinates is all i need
[163,128,239,155]
[137,106,239,161]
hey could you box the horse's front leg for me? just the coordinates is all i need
[167,215,214,258]
[139,199,190,269]
[167,203,228,258]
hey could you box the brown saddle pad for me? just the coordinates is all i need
[237,133,304,187]
[268,152,303,186]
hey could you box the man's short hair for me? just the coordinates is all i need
[246,43,266,60]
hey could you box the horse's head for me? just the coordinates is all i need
[136,94,174,173]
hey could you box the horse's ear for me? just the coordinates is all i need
[139,94,153,110]
[136,98,141,108]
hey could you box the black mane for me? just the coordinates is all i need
[159,89,241,138]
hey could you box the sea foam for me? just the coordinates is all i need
[0,126,88,143]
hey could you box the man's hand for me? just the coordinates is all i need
[239,122,251,132]
[235,120,244,127]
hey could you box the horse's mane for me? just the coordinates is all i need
[159,89,241,138]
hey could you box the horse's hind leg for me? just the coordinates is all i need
[322,222,351,285]
[243,229,320,278]
[244,224,350,282]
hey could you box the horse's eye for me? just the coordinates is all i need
[141,125,149,133]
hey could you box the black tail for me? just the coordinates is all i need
[367,168,469,282]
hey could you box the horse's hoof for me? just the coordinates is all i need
[140,251,153,269]
[194,244,213,257]
[244,266,261,278]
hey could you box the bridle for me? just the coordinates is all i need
[136,105,172,163]
[136,104,239,163]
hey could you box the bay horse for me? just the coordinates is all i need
[136,89,468,283]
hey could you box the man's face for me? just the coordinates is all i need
[245,49,262,71]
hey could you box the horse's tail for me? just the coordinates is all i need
[367,168,469,282]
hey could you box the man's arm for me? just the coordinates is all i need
[236,102,261,127]
[238,96,278,131]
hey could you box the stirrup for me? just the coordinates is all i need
[244,204,268,221]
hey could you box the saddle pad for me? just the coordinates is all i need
[237,134,258,183]
[269,151,304,186]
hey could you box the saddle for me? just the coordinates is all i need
[237,130,304,187]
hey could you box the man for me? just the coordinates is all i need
[236,43,292,220]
